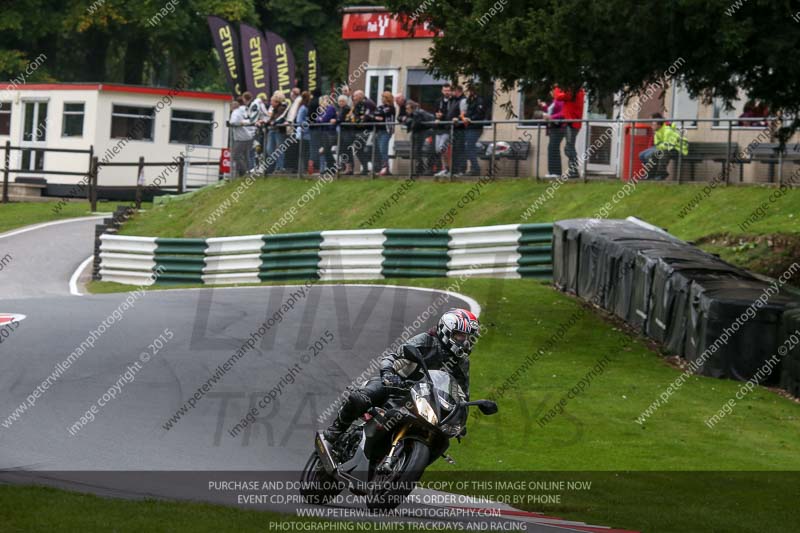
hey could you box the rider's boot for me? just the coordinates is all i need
[323,414,350,443]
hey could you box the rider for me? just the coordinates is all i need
[323,308,480,443]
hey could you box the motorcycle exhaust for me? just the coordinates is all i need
[314,432,337,475]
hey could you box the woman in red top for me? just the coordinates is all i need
[553,86,585,179]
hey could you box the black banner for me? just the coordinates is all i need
[206,16,243,97]
[265,30,297,98]
[303,37,319,93]
[238,23,271,101]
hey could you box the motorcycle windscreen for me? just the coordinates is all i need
[426,370,461,413]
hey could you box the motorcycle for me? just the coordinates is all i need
[300,345,498,511]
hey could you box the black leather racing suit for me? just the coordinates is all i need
[326,330,469,437]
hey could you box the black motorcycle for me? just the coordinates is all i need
[300,345,498,511]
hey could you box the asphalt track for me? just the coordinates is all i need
[0,217,631,533]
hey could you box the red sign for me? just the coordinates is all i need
[220,148,231,175]
[342,12,443,40]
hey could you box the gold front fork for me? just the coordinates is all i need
[379,424,409,472]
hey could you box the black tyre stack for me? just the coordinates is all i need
[92,205,135,281]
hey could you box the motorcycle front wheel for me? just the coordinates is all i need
[366,438,431,512]
[299,452,345,505]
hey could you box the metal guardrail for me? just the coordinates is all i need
[184,145,225,189]
[241,116,799,185]
[96,223,555,286]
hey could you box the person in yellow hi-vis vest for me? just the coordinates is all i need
[638,113,689,180]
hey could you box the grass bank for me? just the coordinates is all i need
[119,178,800,240]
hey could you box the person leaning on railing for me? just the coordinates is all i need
[350,90,377,175]
[462,85,486,177]
[315,95,337,174]
[638,113,689,181]
[227,92,256,178]
[553,86,585,179]
[338,95,355,175]
[294,91,312,173]
[404,99,436,176]
[374,91,396,176]
[265,92,289,173]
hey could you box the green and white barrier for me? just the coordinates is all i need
[98,223,553,286]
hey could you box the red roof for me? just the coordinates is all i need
[1,83,230,101]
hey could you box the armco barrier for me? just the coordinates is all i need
[98,223,554,286]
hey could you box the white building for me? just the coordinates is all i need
[0,83,231,198]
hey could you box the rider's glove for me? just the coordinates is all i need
[381,371,403,387]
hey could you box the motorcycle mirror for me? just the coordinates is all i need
[402,345,423,362]
[477,401,498,415]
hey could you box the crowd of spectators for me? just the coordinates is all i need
[227,81,493,178]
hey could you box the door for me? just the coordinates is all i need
[365,69,400,171]
[576,93,619,176]
[365,69,399,105]
[20,100,48,172]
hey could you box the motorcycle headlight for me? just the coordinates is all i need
[441,424,463,438]
[413,395,438,425]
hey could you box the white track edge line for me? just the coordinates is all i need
[69,255,95,296]
[0,215,108,240]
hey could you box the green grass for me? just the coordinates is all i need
[81,277,800,532]
[119,178,800,240]
[25,179,800,531]
[0,201,98,234]
[0,485,428,533]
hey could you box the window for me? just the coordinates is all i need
[406,69,450,113]
[713,97,769,128]
[469,78,494,124]
[670,83,698,127]
[0,102,10,135]
[111,105,155,140]
[169,109,214,146]
[62,102,85,137]
[518,86,544,122]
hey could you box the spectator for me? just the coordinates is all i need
[395,93,408,125]
[739,99,769,128]
[342,85,353,107]
[539,89,566,178]
[228,91,256,178]
[434,84,452,177]
[266,91,289,173]
[463,85,486,176]
[553,86,585,179]
[336,94,353,174]
[446,85,467,175]
[308,89,323,173]
[374,91,396,176]
[638,113,688,180]
[295,91,312,173]
[250,95,270,172]
[405,99,436,176]
[351,89,377,175]
[285,88,303,173]
[315,95,337,173]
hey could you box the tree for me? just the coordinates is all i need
[384,0,800,134]
[0,0,359,90]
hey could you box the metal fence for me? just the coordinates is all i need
[240,117,800,186]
